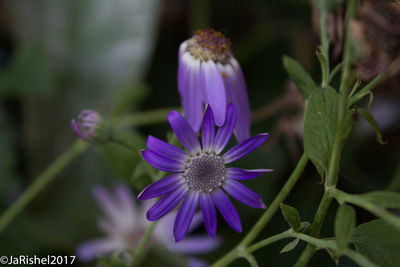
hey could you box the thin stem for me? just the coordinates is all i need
[294,192,333,267]
[0,140,88,233]
[0,108,172,234]
[328,62,344,84]
[328,187,400,232]
[112,107,179,129]
[247,231,291,254]
[317,0,330,88]
[131,221,157,267]
[212,154,309,267]
[344,248,378,267]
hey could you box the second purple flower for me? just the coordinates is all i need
[178,29,251,142]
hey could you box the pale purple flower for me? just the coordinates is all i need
[139,104,272,242]
[178,29,251,142]
[76,184,219,266]
[71,109,111,143]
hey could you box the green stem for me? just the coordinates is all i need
[328,187,400,232]
[212,154,309,267]
[344,248,378,267]
[112,107,179,129]
[317,0,330,88]
[0,108,172,234]
[294,192,333,267]
[0,140,88,233]
[295,1,357,265]
[131,221,157,267]
[247,231,291,254]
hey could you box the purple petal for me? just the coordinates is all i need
[226,168,273,180]
[179,53,203,132]
[142,150,184,172]
[138,174,184,200]
[200,60,226,126]
[92,185,119,221]
[213,104,237,154]
[168,236,221,254]
[174,192,199,242]
[200,193,217,238]
[225,58,251,142]
[187,258,208,267]
[211,189,242,233]
[76,239,122,261]
[71,119,84,139]
[223,133,269,163]
[201,105,215,153]
[146,135,188,162]
[168,111,201,155]
[113,183,137,215]
[147,185,188,221]
[223,179,266,209]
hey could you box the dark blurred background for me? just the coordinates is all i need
[0,0,399,266]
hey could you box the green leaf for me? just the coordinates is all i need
[335,204,356,253]
[282,55,317,99]
[358,107,387,145]
[99,131,145,181]
[280,238,299,253]
[352,219,400,267]
[361,191,400,209]
[303,86,353,171]
[280,203,301,232]
[326,248,340,265]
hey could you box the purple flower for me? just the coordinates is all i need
[139,104,272,242]
[71,109,111,143]
[76,184,219,266]
[178,29,251,142]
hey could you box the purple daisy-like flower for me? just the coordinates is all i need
[138,104,272,242]
[178,29,251,142]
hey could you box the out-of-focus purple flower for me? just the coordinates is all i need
[178,29,251,142]
[76,184,219,266]
[139,104,272,242]
[71,109,111,143]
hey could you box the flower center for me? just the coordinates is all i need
[187,29,232,64]
[183,153,226,192]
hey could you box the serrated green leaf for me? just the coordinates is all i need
[352,219,400,267]
[358,107,387,145]
[280,238,299,253]
[335,204,356,253]
[280,203,301,232]
[304,86,353,171]
[282,55,316,99]
[361,191,400,209]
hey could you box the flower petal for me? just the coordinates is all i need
[201,105,215,152]
[76,238,122,262]
[213,104,237,154]
[147,185,188,221]
[168,111,201,155]
[92,185,120,221]
[223,133,269,163]
[224,179,266,209]
[138,174,184,200]
[146,135,188,162]
[142,150,184,172]
[211,189,242,232]
[174,192,199,242]
[200,60,226,126]
[225,58,251,142]
[179,53,203,132]
[226,168,273,180]
[167,236,221,254]
[200,193,217,238]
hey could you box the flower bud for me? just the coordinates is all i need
[71,109,112,143]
